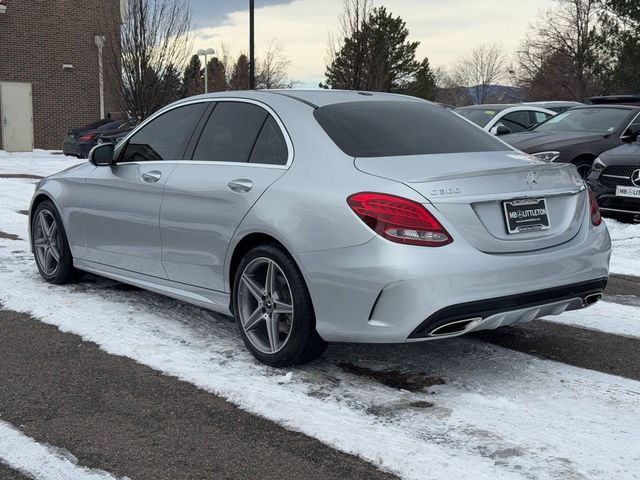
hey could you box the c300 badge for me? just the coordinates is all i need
[430,186,461,196]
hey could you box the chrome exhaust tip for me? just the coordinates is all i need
[583,293,602,306]
[428,317,483,337]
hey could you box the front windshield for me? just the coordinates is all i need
[455,108,501,128]
[535,107,630,134]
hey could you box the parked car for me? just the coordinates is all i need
[588,138,640,222]
[501,105,640,178]
[590,95,640,106]
[63,118,135,158]
[523,101,585,113]
[454,104,556,135]
[30,91,610,366]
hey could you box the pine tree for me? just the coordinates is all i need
[324,6,423,93]
[405,58,437,100]
[183,54,203,97]
[229,54,250,90]
[207,57,228,92]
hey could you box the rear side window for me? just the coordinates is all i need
[315,101,507,157]
[498,111,532,132]
[121,103,207,162]
[193,102,268,162]
[249,116,288,165]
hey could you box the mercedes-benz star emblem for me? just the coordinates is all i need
[527,171,539,187]
[631,169,640,187]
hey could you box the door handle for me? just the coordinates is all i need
[141,171,162,183]
[227,179,253,193]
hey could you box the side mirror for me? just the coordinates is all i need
[88,143,115,166]
[621,124,640,143]
[490,125,512,136]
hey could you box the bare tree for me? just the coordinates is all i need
[325,0,374,67]
[516,0,604,101]
[450,44,508,104]
[107,0,193,120]
[256,40,295,89]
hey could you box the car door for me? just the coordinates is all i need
[160,100,290,292]
[82,102,209,278]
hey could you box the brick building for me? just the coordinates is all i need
[0,0,123,151]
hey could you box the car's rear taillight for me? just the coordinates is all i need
[347,192,453,247]
[588,188,602,226]
[78,133,97,142]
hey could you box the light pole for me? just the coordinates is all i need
[197,48,216,94]
[249,0,255,89]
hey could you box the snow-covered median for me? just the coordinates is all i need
[0,421,126,480]
[606,218,640,277]
[1,150,640,479]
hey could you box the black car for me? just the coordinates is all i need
[501,105,640,178]
[588,140,640,222]
[63,118,135,158]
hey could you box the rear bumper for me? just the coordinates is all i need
[62,141,94,158]
[296,214,611,343]
[408,278,606,339]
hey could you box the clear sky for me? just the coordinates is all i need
[190,0,557,87]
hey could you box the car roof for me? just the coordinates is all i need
[456,104,515,111]
[567,104,640,111]
[177,89,426,109]
[590,95,640,105]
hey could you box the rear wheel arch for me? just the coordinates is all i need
[571,154,596,178]
[228,232,294,297]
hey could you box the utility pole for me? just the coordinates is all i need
[249,0,255,89]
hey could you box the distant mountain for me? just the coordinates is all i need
[465,84,526,104]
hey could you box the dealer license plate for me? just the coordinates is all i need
[616,185,640,198]
[503,198,550,234]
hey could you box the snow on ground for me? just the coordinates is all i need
[0,421,126,480]
[545,300,640,338]
[1,152,640,479]
[605,218,640,277]
[0,150,82,177]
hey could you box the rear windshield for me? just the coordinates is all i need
[314,101,507,157]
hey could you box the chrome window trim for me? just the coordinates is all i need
[115,96,294,169]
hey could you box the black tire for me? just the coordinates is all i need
[31,200,82,284]
[232,243,328,367]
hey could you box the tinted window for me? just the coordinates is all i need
[121,103,207,162]
[455,107,503,127]
[497,111,532,132]
[249,116,288,165]
[193,102,268,162]
[316,101,507,157]
[535,107,632,134]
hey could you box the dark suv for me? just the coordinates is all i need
[588,139,640,222]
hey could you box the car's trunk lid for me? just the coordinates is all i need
[354,151,587,253]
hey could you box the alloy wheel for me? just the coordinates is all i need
[237,257,294,354]
[34,209,61,276]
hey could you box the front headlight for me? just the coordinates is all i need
[592,157,606,172]
[532,151,561,162]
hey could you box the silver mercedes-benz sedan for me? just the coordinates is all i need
[29,90,611,366]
